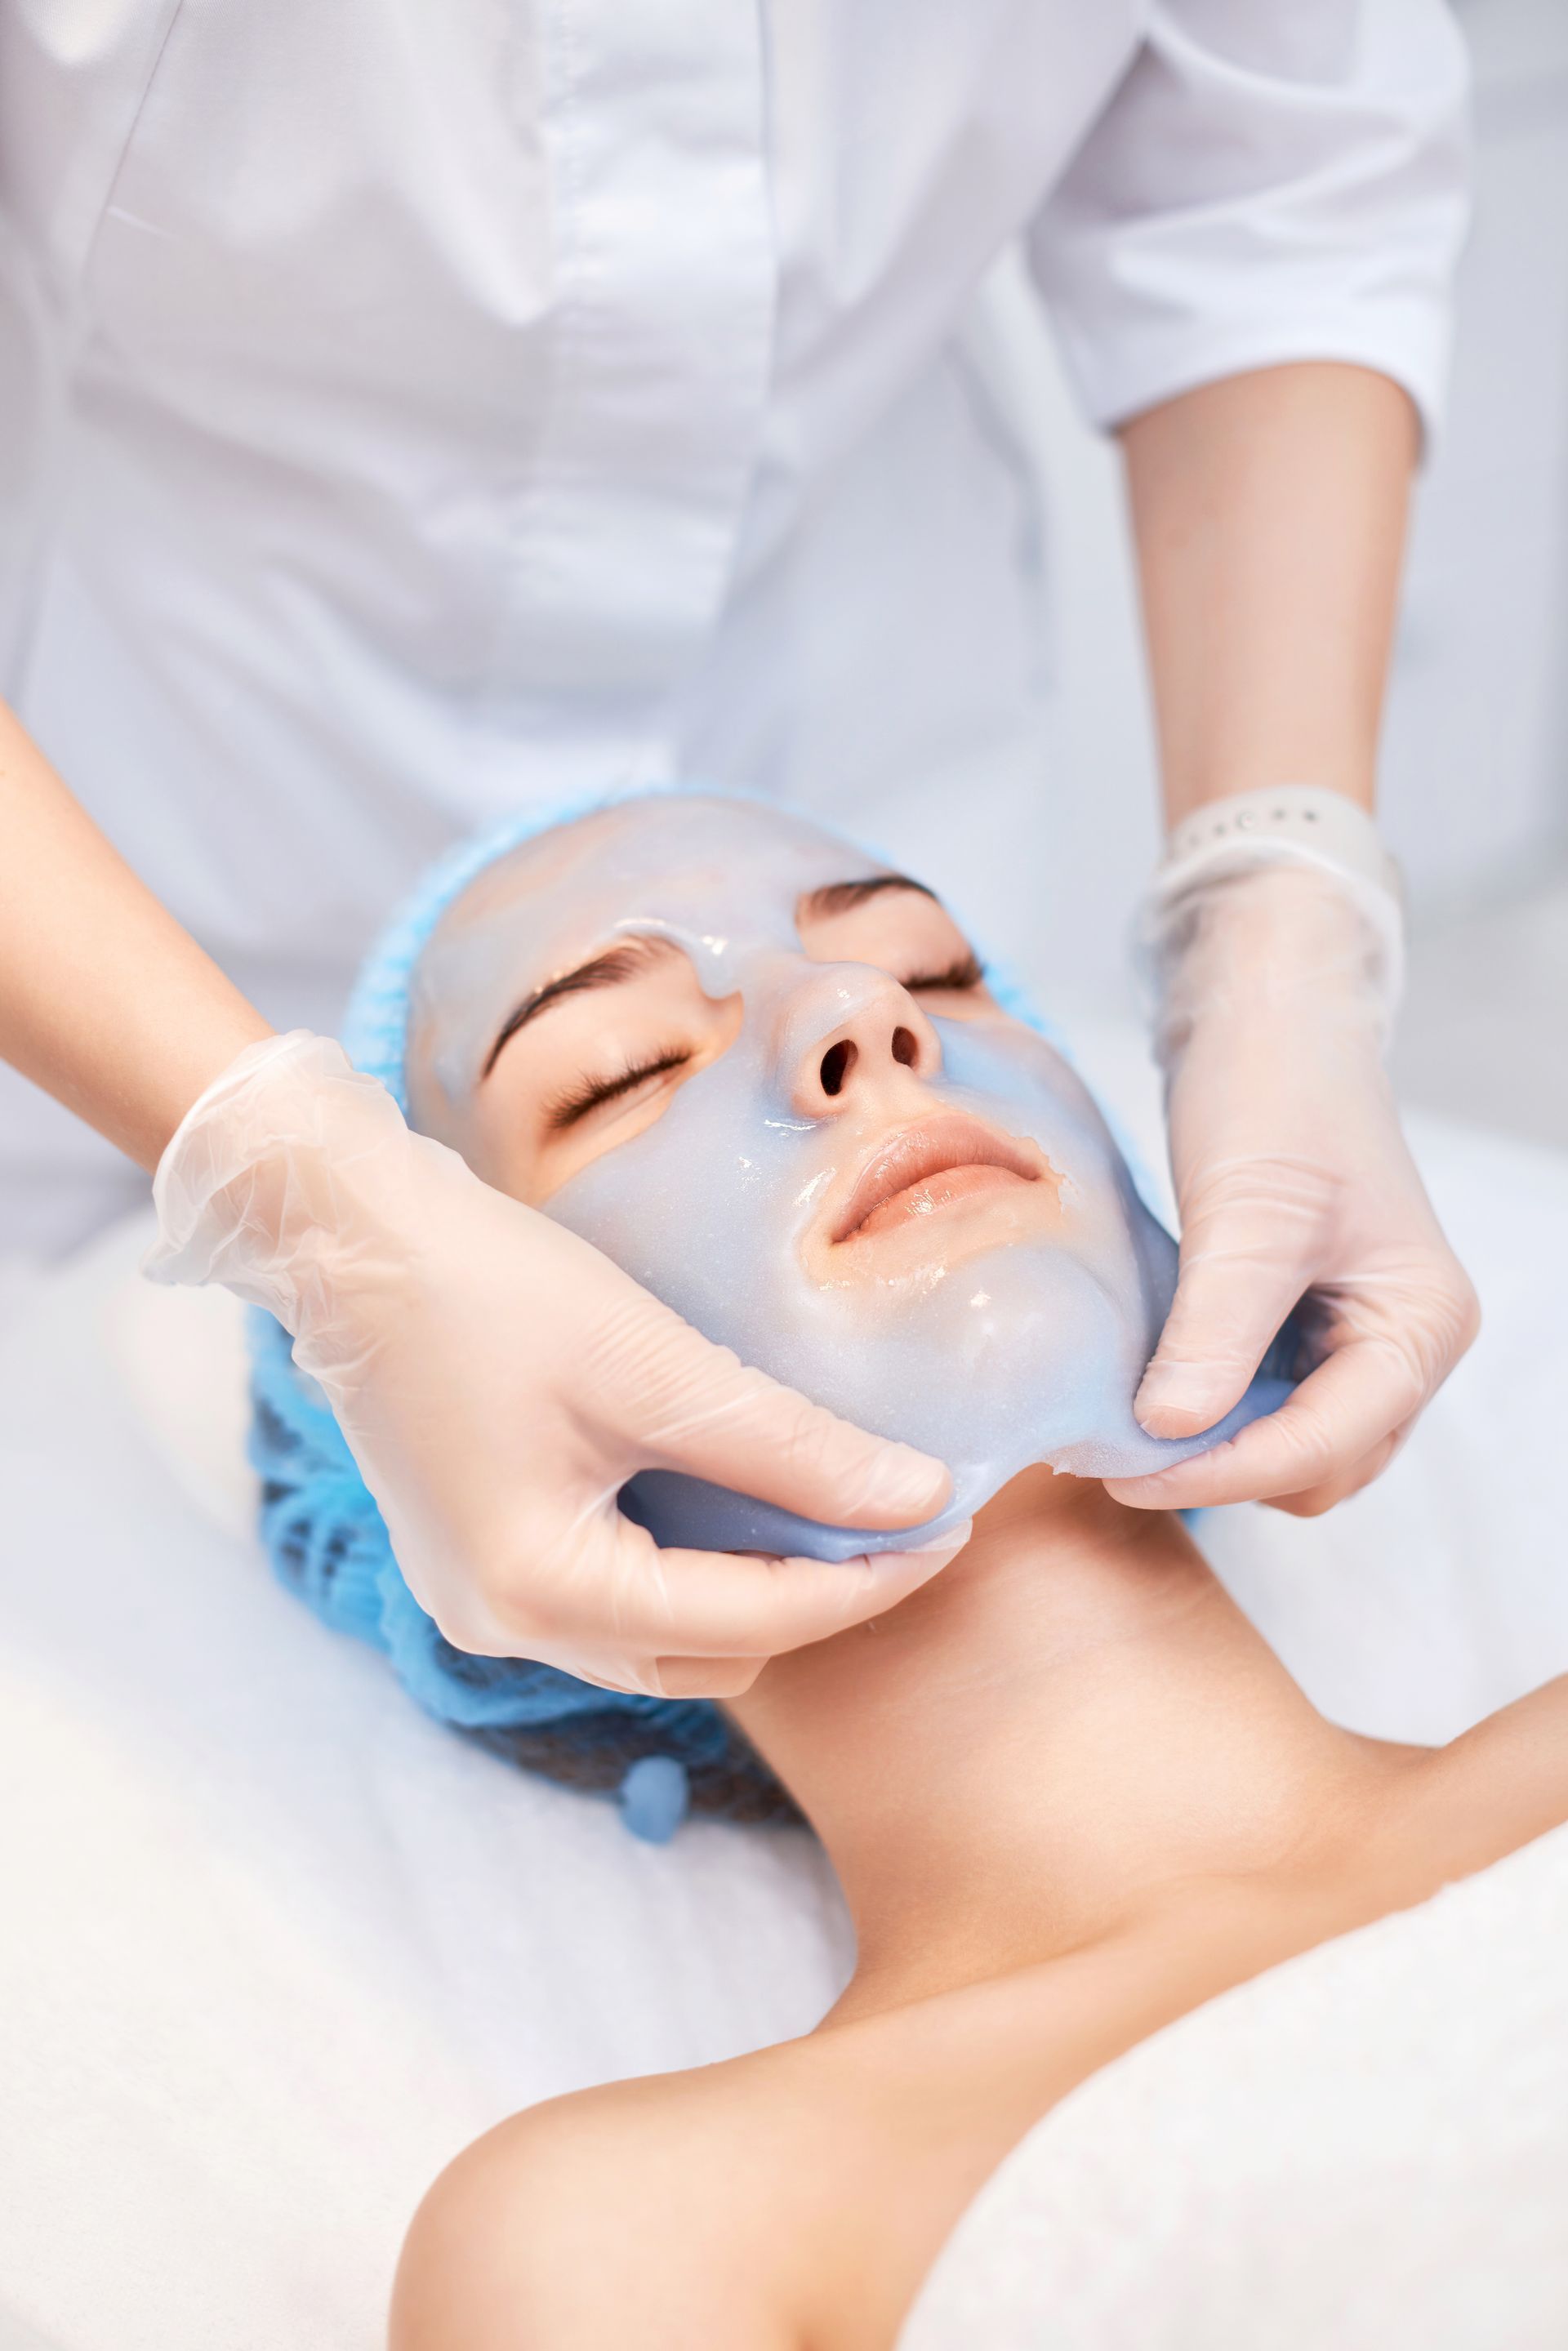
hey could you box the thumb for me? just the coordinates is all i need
[1136,1185,1317,1440]
[617,1303,952,1531]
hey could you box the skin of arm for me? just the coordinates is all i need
[1107,362,1478,1516]
[0,700,273,1168]
[1120,360,1418,823]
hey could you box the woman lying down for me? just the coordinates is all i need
[248,791,1568,2349]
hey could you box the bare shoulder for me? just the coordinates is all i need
[1380,1673,1568,1890]
[1441,1672,1568,1819]
[390,2042,817,2351]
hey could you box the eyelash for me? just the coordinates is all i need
[544,1045,692,1132]
[541,955,981,1133]
[903,952,986,992]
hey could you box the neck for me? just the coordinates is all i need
[730,1470,1386,2015]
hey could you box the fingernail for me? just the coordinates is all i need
[1106,1468,1180,1498]
[1134,1365,1219,1435]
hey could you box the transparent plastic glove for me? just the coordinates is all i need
[145,1034,960,1695]
[1105,864,1479,1518]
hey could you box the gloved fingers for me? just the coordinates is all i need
[1261,1421,1411,1520]
[1134,1156,1334,1439]
[522,1518,973,1678]
[1103,1337,1428,1512]
[599,1299,953,1529]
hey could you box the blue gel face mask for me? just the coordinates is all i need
[406,794,1293,1559]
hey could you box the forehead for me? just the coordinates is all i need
[421,793,889,983]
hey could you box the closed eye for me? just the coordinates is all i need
[543,1046,693,1131]
[902,952,986,992]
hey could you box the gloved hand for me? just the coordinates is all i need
[1105,856,1479,1518]
[145,1032,960,1695]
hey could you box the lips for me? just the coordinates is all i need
[831,1114,1047,1246]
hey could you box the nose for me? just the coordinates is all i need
[783,963,942,1118]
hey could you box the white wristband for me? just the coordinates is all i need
[1142,786,1405,1031]
[1157,786,1401,902]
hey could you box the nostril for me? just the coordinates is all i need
[819,1040,856,1098]
[891,1026,918,1068]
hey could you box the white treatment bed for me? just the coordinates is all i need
[2,1080,1567,2349]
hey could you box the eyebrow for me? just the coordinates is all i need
[799,874,939,920]
[479,875,942,1080]
[481,934,680,1079]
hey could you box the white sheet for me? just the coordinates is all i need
[0,1227,850,2351]
[900,1818,1568,2350]
[2,1090,1566,2349]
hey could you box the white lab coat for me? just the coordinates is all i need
[0,0,1468,1249]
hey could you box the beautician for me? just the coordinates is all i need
[0,2,1477,1695]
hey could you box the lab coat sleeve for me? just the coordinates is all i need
[1027,0,1471,443]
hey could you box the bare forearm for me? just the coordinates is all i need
[1120,363,1419,824]
[0,701,272,1168]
